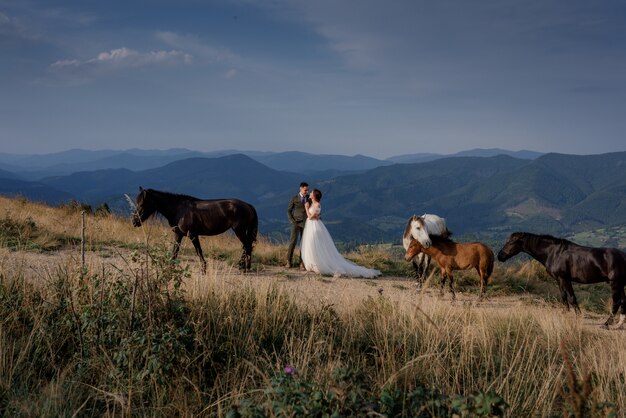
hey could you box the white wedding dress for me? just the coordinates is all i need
[301,203,381,278]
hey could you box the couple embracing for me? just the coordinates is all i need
[286,182,381,278]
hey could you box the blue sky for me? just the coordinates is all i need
[1,0,625,158]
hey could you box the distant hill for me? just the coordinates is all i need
[0,148,195,169]
[385,153,443,164]
[1,149,391,180]
[0,169,21,180]
[1,149,212,180]
[38,154,301,220]
[281,155,532,240]
[2,148,540,180]
[312,152,626,242]
[0,178,74,205]
[387,148,543,164]
[255,152,626,243]
[253,151,392,173]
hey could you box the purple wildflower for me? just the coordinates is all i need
[284,366,296,375]
[377,287,384,295]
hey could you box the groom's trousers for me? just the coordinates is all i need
[287,222,305,267]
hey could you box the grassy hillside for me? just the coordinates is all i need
[0,196,624,416]
[258,152,626,244]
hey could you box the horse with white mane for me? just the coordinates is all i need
[403,214,451,282]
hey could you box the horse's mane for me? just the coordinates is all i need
[405,215,452,238]
[517,232,577,247]
[431,235,454,244]
[147,188,201,202]
[403,218,412,239]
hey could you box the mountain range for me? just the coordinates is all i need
[0,147,540,180]
[0,148,624,247]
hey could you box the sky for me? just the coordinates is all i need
[1,0,625,159]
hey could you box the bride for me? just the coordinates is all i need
[301,189,381,278]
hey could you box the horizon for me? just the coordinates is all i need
[2,1,626,158]
[0,145,615,161]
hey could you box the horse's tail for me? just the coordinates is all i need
[247,204,258,247]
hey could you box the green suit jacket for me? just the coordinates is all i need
[287,194,309,226]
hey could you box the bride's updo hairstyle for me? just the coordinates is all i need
[312,189,322,202]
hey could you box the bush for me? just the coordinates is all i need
[0,242,195,415]
[94,202,111,216]
[59,199,92,214]
[0,214,38,250]
[227,367,508,417]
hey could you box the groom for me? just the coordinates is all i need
[286,182,310,269]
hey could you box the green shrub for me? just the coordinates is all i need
[59,199,93,214]
[94,202,111,216]
[227,367,508,417]
[0,214,38,251]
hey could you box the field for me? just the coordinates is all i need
[0,196,624,417]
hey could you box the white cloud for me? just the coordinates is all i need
[50,47,193,72]
[155,31,240,64]
[50,59,80,68]
[94,47,135,62]
[225,68,238,79]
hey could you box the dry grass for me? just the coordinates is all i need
[178,266,626,415]
[0,196,624,416]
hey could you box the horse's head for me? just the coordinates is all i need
[410,215,431,248]
[132,187,157,227]
[405,238,424,261]
[497,232,525,261]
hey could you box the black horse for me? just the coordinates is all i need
[497,232,626,328]
[132,187,258,272]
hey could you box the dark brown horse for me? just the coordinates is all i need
[497,232,626,328]
[132,188,258,272]
[405,237,494,300]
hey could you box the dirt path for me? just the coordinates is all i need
[0,247,613,331]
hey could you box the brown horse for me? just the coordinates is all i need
[402,214,452,283]
[405,236,494,300]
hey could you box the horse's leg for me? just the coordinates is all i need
[411,259,420,276]
[411,259,422,291]
[555,278,571,312]
[190,235,207,274]
[612,288,626,329]
[477,264,491,301]
[448,273,456,301]
[476,267,485,300]
[172,230,183,260]
[603,280,624,328]
[243,221,256,271]
[414,253,426,289]
[439,272,446,297]
[560,278,580,315]
[233,225,249,271]
[617,288,626,329]
[423,255,431,280]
